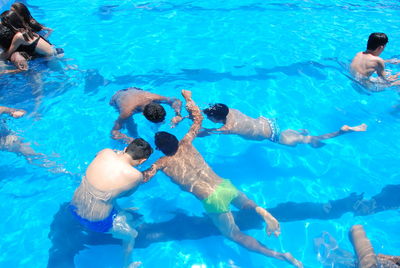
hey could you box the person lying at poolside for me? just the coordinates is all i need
[0,10,64,62]
[69,138,153,268]
[198,103,367,148]
[109,87,182,143]
[143,90,303,268]
[350,32,400,91]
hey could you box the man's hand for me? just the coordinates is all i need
[170,115,183,128]
[266,216,281,237]
[10,109,26,118]
[181,89,192,99]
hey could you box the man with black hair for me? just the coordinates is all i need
[350,32,400,90]
[109,87,182,143]
[143,90,303,268]
[200,103,367,148]
[48,138,153,268]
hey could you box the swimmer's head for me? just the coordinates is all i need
[125,138,153,161]
[143,102,166,123]
[11,3,43,32]
[11,3,31,22]
[154,131,179,156]
[367,33,388,52]
[203,103,229,123]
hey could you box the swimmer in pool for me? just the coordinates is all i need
[109,87,182,143]
[70,138,153,268]
[0,106,40,159]
[199,103,367,148]
[314,226,400,268]
[143,90,303,268]
[350,33,400,91]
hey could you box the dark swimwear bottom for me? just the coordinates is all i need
[55,48,64,55]
[68,204,118,233]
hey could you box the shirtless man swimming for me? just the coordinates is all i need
[350,32,400,91]
[143,90,302,267]
[199,103,367,148]
[68,139,152,267]
[110,87,183,143]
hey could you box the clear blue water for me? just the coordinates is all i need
[1,0,400,267]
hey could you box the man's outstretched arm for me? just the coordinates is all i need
[111,114,134,143]
[0,106,26,118]
[142,158,166,182]
[181,90,203,143]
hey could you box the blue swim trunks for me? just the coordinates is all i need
[68,205,117,233]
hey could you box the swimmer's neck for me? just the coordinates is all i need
[363,49,381,57]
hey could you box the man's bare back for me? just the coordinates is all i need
[350,52,385,78]
[85,149,143,193]
[201,104,366,148]
[109,87,182,143]
[143,90,302,268]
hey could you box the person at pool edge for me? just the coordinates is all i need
[143,90,303,267]
[198,103,367,147]
[350,32,400,90]
[109,87,183,143]
[67,138,153,268]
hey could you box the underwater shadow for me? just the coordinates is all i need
[47,184,400,266]
[210,143,315,182]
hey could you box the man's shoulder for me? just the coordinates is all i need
[97,148,116,156]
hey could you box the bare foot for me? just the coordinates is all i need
[282,253,303,268]
[340,123,367,132]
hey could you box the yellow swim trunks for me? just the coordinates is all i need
[202,179,239,214]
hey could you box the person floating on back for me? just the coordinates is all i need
[199,103,367,148]
[109,87,182,143]
[350,32,400,91]
[143,90,303,268]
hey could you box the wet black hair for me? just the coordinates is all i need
[143,102,166,123]
[0,23,13,49]
[155,131,179,156]
[1,10,34,40]
[203,103,229,121]
[367,33,388,51]
[125,138,153,160]
[11,2,43,32]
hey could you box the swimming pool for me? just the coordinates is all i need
[1,0,400,267]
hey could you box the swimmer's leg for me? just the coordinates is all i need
[111,211,141,268]
[232,192,280,237]
[279,124,367,148]
[2,135,40,159]
[208,212,302,268]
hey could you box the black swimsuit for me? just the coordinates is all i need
[17,36,52,56]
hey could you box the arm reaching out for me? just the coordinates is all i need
[142,159,166,182]
[0,32,26,60]
[111,113,134,144]
[181,90,203,143]
[42,26,53,39]
[0,106,26,118]
[160,97,183,127]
